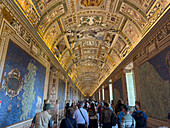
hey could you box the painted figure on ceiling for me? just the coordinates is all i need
[81,0,104,6]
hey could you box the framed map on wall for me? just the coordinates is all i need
[104,87,109,102]
[138,47,170,121]
[75,90,77,101]
[0,42,46,127]
[70,87,73,105]
[58,79,66,110]
[113,78,123,105]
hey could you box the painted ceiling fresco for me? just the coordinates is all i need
[15,0,169,96]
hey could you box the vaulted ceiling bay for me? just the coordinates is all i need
[13,0,169,96]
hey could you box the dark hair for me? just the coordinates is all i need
[66,108,74,117]
[90,103,95,111]
[122,105,130,112]
[135,101,141,107]
[104,102,109,107]
[65,103,70,110]
[115,99,122,108]
[120,105,124,111]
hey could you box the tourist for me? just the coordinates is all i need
[30,102,52,128]
[60,108,78,128]
[73,101,89,128]
[132,101,147,128]
[121,105,136,128]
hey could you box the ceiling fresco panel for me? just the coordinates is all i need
[127,0,156,13]
[76,27,105,40]
[68,0,77,13]
[56,38,67,55]
[77,0,107,10]
[81,41,99,47]
[112,36,127,54]
[62,14,78,29]
[44,22,61,47]
[105,13,123,29]
[120,2,148,31]
[65,57,74,69]
[39,4,65,32]
[16,0,40,25]
[79,16,103,26]
[107,0,118,13]
[110,49,121,64]
[122,20,142,44]
[147,0,169,24]
[33,0,62,14]
[60,50,71,65]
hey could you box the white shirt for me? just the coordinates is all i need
[35,111,51,128]
[73,107,89,125]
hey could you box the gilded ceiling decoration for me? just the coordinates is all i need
[15,0,169,96]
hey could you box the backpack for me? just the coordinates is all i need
[134,111,146,127]
[117,112,125,126]
[111,113,117,126]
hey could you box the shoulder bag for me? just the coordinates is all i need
[79,108,88,128]
[67,118,74,128]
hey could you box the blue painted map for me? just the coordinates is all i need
[0,42,46,127]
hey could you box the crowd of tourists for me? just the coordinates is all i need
[30,99,149,128]
[60,100,148,128]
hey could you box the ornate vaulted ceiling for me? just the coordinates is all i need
[15,0,169,96]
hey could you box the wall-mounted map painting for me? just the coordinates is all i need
[138,47,170,121]
[113,78,123,105]
[58,79,66,110]
[0,42,46,127]
[70,87,73,105]
[75,90,77,101]
[104,87,109,102]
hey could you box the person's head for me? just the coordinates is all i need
[122,105,130,113]
[117,99,122,105]
[66,108,74,118]
[98,103,100,107]
[135,101,141,110]
[66,103,69,107]
[90,103,95,111]
[120,105,124,112]
[43,103,51,112]
[79,101,84,107]
[104,102,109,108]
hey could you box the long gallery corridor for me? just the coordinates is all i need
[0,0,169,128]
